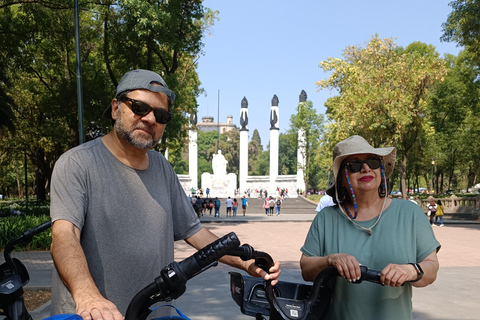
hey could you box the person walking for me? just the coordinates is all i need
[275,196,282,216]
[202,198,207,215]
[434,199,445,227]
[225,196,233,217]
[426,196,437,226]
[263,198,270,215]
[315,194,335,213]
[242,196,248,216]
[232,198,238,217]
[214,197,221,217]
[269,197,275,216]
[208,199,213,215]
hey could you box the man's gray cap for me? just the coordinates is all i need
[103,69,175,119]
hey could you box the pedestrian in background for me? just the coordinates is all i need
[214,197,221,217]
[225,196,233,217]
[269,197,275,216]
[263,198,270,215]
[232,198,238,217]
[426,196,437,226]
[275,197,282,216]
[434,200,445,227]
[242,196,248,216]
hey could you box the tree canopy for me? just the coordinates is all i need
[317,35,447,196]
[441,0,480,65]
[0,0,217,199]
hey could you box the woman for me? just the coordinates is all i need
[426,196,437,226]
[232,198,238,217]
[300,135,440,319]
[434,199,445,227]
[263,197,270,215]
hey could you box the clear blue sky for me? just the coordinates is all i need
[196,0,462,145]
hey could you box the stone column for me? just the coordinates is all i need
[269,95,279,195]
[297,90,307,194]
[189,113,198,188]
[239,97,249,194]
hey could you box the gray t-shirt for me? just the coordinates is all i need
[50,138,202,315]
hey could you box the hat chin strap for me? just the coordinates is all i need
[335,173,388,236]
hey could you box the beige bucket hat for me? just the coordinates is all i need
[327,135,396,194]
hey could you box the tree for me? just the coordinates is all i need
[0,1,217,199]
[248,129,264,175]
[317,35,447,197]
[278,132,297,175]
[287,100,324,191]
[0,63,15,135]
[218,129,240,176]
[441,0,480,65]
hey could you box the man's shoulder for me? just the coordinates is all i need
[56,139,104,166]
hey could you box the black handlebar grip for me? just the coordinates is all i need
[176,232,241,280]
[360,265,382,284]
[23,220,52,238]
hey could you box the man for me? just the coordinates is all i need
[214,197,221,217]
[241,195,248,216]
[225,196,233,217]
[50,69,280,320]
[315,194,335,213]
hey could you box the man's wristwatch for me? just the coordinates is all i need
[409,263,424,282]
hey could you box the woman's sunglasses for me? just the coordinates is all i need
[120,97,172,124]
[345,157,382,173]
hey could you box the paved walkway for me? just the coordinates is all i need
[2,197,480,319]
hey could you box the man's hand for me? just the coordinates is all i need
[246,259,281,286]
[76,294,123,320]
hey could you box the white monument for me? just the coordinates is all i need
[201,150,237,198]
[296,91,307,194]
[239,97,249,194]
[188,113,198,188]
[269,95,279,194]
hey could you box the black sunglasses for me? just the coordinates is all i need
[345,157,383,173]
[120,97,172,124]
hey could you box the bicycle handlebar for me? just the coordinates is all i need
[3,220,52,276]
[263,265,382,319]
[125,232,242,320]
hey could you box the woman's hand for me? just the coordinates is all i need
[327,253,361,282]
[380,264,416,287]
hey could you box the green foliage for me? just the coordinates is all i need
[278,133,297,175]
[287,100,325,190]
[317,35,447,196]
[218,130,240,176]
[0,215,51,251]
[441,0,480,65]
[0,0,217,201]
[248,129,264,175]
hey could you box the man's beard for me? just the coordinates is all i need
[114,110,160,149]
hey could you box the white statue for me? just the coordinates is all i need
[212,150,228,176]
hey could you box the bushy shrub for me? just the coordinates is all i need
[0,215,51,251]
[0,201,49,217]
